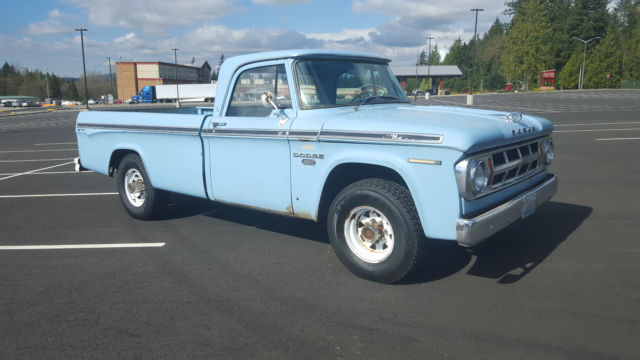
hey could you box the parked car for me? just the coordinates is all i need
[2,101,12,107]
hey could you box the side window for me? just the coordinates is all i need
[226,64,291,117]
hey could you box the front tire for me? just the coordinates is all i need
[116,154,167,220]
[327,178,427,283]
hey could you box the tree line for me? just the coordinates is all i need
[0,62,119,102]
[415,0,639,92]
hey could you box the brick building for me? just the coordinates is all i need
[116,61,212,101]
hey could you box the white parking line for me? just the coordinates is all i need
[0,158,75,162]
[0,243,166,250]
[0,149,77,153]
[0,170,92,176]
[0,192,117,198]
[554,128,640,133]
[34,142,77,146]
[555,121,640,127]
[595,137,640,141]
[0,161,74,181]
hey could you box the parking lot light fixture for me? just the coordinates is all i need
[75,28,89,109]
[171,48,180,108]
[571,36,600,91]
[469,8,484,95]
[106,56,113,102]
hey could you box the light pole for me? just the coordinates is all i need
[75,28,89,109]
[572,36,600,91]
[117,56,124,102]
[106,56,113,102]
[171,48,181,108]
[469,8,484,95]
[426,36,434,93]
[415,45,419,100]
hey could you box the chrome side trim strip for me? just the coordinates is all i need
[76,122,200,135]
[319,130,443,144]
[201,128,288,138]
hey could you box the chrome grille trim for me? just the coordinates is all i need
[488,138,545,193]
[458,137,549,200]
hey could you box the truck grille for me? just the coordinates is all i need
[488,139,543,190]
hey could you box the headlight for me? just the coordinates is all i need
[468,160,489,194]
[455,158,491,199]
[541,138,554,165]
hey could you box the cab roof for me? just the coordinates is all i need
[223,49,390,70]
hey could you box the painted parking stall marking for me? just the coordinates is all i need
[0,243,166,250]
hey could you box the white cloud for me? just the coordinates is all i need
[25,9,76,36]
[306,28,373,42]
[69,0,238,32]
[352,0,510,58]
[252,0,310,4]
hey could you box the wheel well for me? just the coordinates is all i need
[108,150,139,176]
[317,163,408,222]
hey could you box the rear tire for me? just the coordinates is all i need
[327,178,427,283]
[116,154,167,220]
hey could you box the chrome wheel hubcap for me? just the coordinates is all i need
[344,206,394,263]
[124,168,145,207]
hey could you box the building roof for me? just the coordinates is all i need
[115,61,207,71]
[391,65,463,78]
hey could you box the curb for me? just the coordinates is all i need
[0,108,79,117]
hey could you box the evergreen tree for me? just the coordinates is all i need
[584,29,623,88]
[417,50,428,65]
[501,0,553,89]
[428,45,441,65]
[569,0,611,40]
[557,51,583,89]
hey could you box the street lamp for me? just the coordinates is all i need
[106,56,113,102]
[426,36,434,93]
[469,8,484,95]
[171,48,181,108]
[75,28,89,109]
[572,36,600,91]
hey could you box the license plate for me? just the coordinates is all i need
[521,192,536,219]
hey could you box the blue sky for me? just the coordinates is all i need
[0,0,510,76]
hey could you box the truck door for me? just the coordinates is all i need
[202,61,295,213]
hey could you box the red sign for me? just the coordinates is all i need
[607,73,610,79]
[541,70,556,89]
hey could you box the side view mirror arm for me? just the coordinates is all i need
[261,92,290,126]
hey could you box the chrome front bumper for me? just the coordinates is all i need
[456,174,558,247]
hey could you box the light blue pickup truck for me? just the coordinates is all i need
[76,49,557,283]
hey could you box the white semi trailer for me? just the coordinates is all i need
[156,83,217,103]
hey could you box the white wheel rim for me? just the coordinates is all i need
[124,168,145,207]
[343,206,394,263]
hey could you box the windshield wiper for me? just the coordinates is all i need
[354,96,405,111]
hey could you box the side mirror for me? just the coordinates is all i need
[260,91,275,109]
[261,92,289,126]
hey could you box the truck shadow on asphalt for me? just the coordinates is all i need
[411,201,593,284]
[163,196,591,285]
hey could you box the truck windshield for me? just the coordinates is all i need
[295,60,408,109]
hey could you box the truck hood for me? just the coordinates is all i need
[318,104,553,153]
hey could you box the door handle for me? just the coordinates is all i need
[212,122,227,127]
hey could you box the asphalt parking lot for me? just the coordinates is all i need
[1,90,639,359]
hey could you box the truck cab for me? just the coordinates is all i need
[130,85,156,104]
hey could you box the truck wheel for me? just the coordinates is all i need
[116,154,167,220]
[327,178,426,283]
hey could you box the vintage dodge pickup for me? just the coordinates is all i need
[76,49,557,283]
